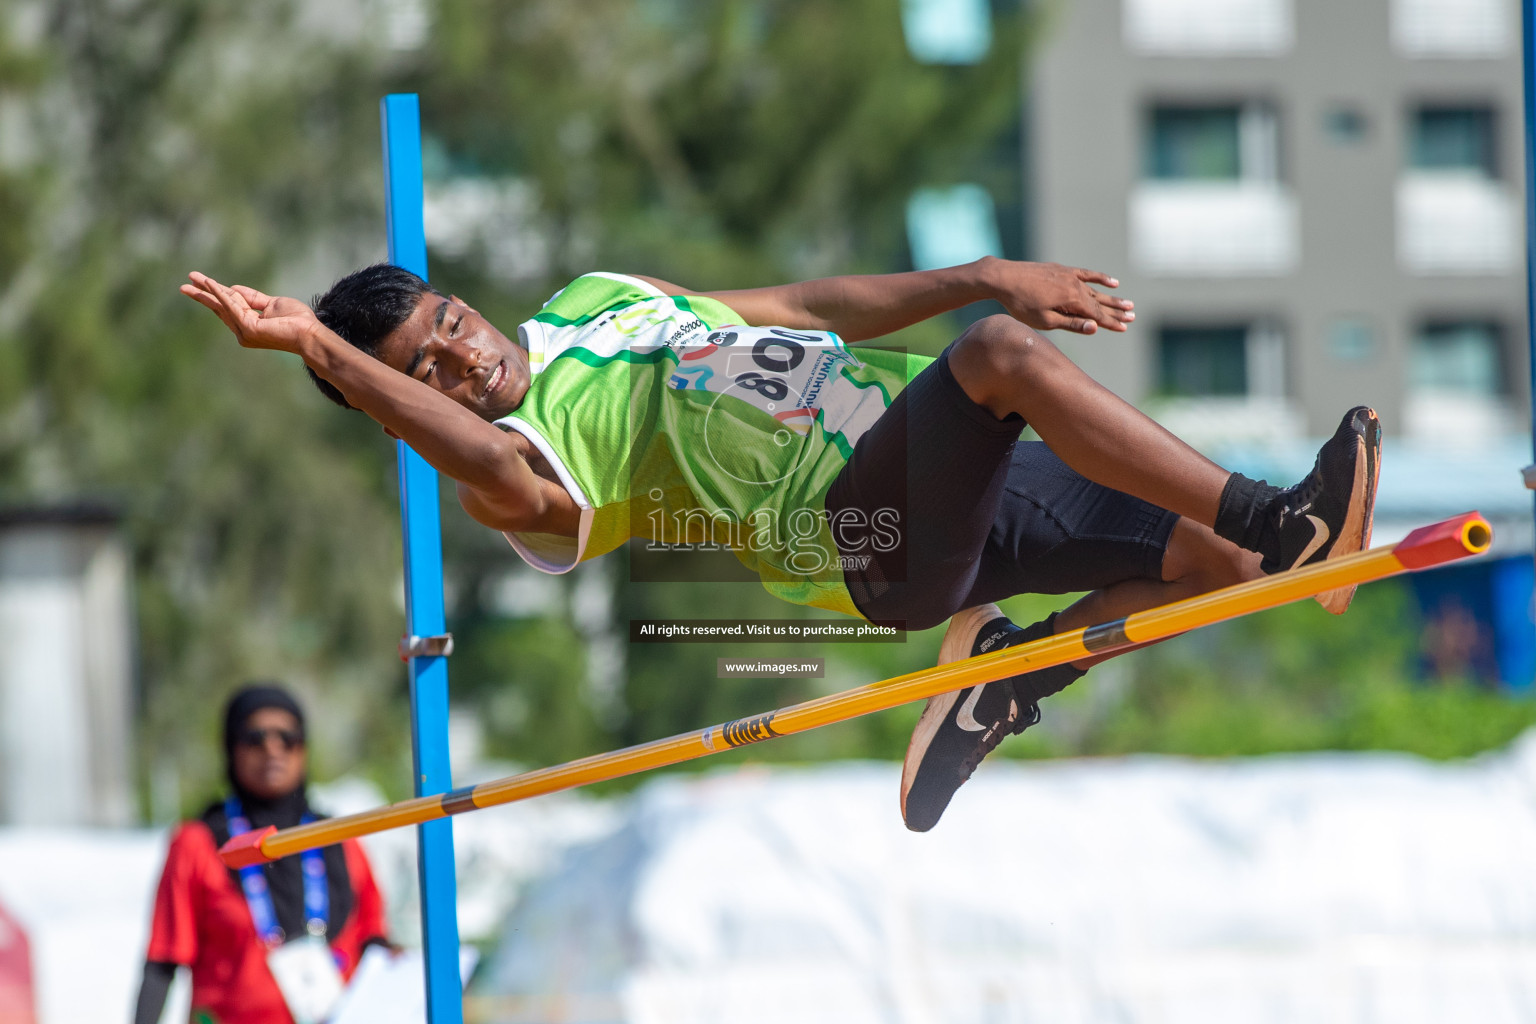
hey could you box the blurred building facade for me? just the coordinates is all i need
[1029,0,1528,453]
[1015,0,1536,687]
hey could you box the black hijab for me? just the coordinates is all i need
[200,683,354,942]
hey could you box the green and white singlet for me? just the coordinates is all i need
[496,272,929,617]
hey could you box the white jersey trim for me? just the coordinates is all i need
[493,416,592,575]
[516,319,549,376]
[585,271,665,296]
[517,273,668,378]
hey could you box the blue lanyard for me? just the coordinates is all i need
[225,796,329,947]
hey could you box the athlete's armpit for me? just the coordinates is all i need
[453,431,576,534]
[456,473,580,536]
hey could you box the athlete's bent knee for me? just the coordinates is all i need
[949,316,1062,410]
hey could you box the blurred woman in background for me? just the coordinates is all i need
[133,684,389,1024]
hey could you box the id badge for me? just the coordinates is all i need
[267,935,345,1024]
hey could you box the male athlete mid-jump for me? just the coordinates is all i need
[183,258,1378,830]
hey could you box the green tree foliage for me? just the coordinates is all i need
[0,0,417,811]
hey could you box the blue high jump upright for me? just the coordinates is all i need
[1524,0,1536,527]
[381,93,465,1024]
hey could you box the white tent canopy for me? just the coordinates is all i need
[477,734,1536,1024]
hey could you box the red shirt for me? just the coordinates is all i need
[0,899,36,1024]
[146,821,387,1024]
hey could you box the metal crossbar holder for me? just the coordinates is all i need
[399,633,455,660]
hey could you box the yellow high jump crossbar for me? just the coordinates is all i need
[222,511,1493,868]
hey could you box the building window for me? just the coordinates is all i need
[1133,104,1293,275]
[1147,107,1240,180]
[1145,103,1278,181]
[1409,106,1497,178]
[1158,322,1286,397]
[1409,321,1504,396]
[1159,325,1248,396]
[1397,106,1514,274]
[1404,320,1516,440]
[1149,322,1297,445]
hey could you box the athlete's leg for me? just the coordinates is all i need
[1054,517,1260,670]
[835,318,1375,638]
[901,461,1263,831]
[826,348,1027,632]
[946,315,1229,524]
[944,316,1379,608]
[954,442,1257,684]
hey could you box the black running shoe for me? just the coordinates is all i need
[900,605,1043,832]
[1260,406,1380,614]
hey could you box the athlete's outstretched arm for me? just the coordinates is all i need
[180,272,577,535]
[636,257,1134,341]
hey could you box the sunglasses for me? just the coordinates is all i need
[237,727,303,751]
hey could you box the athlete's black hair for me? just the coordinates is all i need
[308,263,441,408]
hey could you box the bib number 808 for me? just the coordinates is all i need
[732,331,812,402]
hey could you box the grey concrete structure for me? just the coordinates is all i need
[1028,0,1528,448]
[0,508,135,827]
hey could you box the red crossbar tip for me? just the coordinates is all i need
[219,826,277,868]
[1393,511,1492,570]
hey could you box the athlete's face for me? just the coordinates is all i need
[377,293,532,421]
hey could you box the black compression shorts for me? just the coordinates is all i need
[823,345,1179,631]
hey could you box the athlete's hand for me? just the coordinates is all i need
[983,258,1135,335]
[180,271,324,355]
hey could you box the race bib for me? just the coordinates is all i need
[267,936,345,1024]
[667,327,885,443]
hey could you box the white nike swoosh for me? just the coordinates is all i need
[956,686,987,731]
[1294,514,1331,567]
